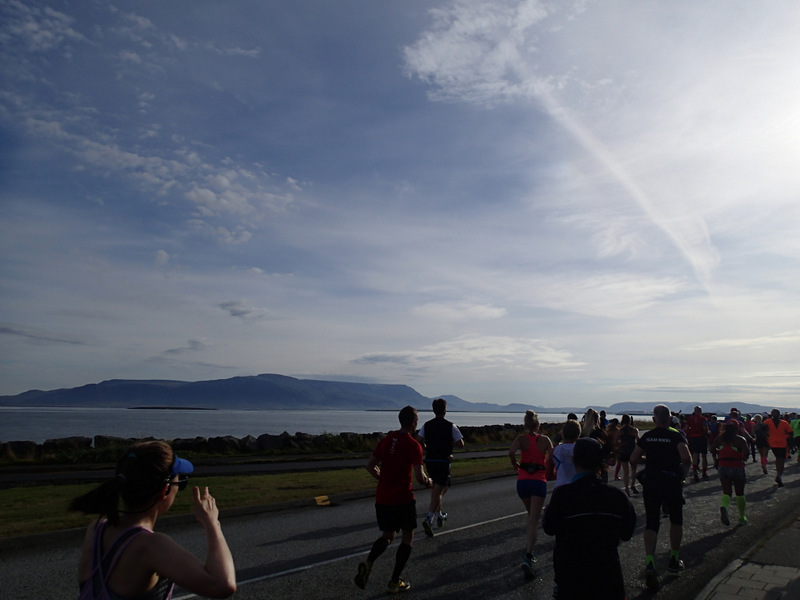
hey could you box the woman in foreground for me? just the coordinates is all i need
[509,410,553,579]
[70,440,236,599]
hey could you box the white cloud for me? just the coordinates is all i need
[412,301,507,321]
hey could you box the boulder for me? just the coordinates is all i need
[2,440,40,460]
[42,436,92,454]
[172,437,209,453]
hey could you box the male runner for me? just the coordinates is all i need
[630,404,691,591]
[354,406,433,594]
[417,398,465,537]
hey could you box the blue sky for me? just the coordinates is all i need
[2,0,800,409]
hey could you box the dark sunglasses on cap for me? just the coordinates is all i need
[168,475,190,491]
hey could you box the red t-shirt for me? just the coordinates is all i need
[685,414,708,438]
[373,431,423,505]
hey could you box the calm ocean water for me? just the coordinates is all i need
[0,407,623,444]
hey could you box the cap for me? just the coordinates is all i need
[170,453,194,477]
[573,437,604,470]
[731,407,739,413]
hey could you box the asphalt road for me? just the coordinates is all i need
[2,457,799,600]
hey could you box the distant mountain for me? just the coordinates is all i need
[0,374,551,412]
[2,375,792,415]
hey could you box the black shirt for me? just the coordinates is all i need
[543,474,636,600]
[637,426,685,476]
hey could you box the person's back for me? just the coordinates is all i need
[791,417,800,439]
[618,425,637,453]
[685,412,707,438]
[544,476,635,599]
[553,420,581,488]
[374,429,419,505]
[639,426,685,476]
[422,415,455,460]
[543,438,636,600]
[552,442,575,488]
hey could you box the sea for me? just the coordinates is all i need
[0,407,624,444]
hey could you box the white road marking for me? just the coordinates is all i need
[172,510,527,599]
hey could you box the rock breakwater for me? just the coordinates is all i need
[1,422,553,462]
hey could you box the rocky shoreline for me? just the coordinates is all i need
[2,422,550,462]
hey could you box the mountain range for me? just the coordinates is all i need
[0,373,793,415]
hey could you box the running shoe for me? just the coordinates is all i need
[762,465,768,474]
[776,476,784,487]
[437,512,447,528]
[386,579,411,594]
[614,475,622,481]
[644,564,659,590]
[720,506,730,526]
[422,517,434,537]
[521,552,535,579]
[354,561,371,589]
[668,556,685,573]
[738,516,748,525]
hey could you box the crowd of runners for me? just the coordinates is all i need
[351,400,800,598]
[520,404,800,598]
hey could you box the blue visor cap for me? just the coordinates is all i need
[170,453,194,477]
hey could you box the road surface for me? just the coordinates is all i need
[1,458,799,599]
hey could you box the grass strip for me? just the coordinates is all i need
[0,456,511,539]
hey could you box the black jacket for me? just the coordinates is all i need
[542,474,636,600]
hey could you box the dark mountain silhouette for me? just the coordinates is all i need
[0,374,792,415]
[0,374,549,412]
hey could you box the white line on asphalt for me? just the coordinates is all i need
[172,510,527,599]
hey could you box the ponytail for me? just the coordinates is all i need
[68,475,124,525]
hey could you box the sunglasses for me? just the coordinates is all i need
[168,476,190,491]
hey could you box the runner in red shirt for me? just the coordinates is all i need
[684,406,710,481]
[354,406,432,594]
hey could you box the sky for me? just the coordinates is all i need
[2,0,800,409]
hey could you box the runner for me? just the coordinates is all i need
[552,419,580,489]
[543,437,636,600]
[630,404,692,591]
[509,410,553,579]
[354,406,433,594]
[417,398,465,537]
[752,414,770,474]
[616,414,640,497]
[715,418,749,526]
[765,408,793,487]
[791,413,800,463]
[69,440,236,600]
[684,406,710,482]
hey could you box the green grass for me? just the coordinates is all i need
[0,456,512,539]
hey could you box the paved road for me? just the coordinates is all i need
[1,457,798,599]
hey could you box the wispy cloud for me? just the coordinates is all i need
[218,301,268,321]
[0,324,88,346]
[684,331,800,352]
